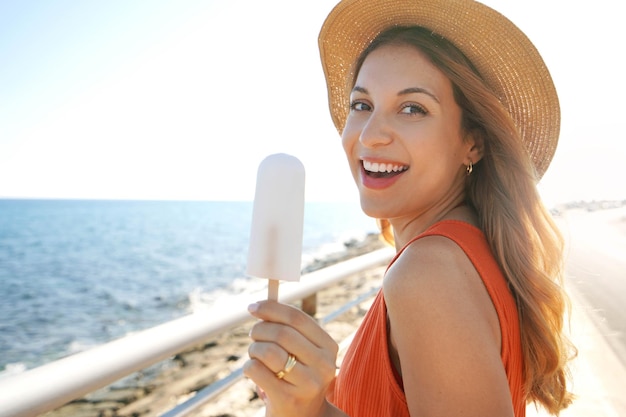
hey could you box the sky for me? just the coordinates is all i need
[1,0,624,206]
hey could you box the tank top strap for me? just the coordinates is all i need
[388,220,485,270]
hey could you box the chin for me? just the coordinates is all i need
[358,195,388,220]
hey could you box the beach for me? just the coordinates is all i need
[38,202,626,417]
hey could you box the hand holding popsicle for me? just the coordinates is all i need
[246,153,305,300]
[244,155,341,416]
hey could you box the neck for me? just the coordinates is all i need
[389,196,470,250]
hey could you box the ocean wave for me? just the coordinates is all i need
[0,362,27,379]
[186,277,265,313]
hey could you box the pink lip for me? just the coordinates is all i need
[360,165,406,190]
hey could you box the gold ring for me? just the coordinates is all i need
[275,354,297,379]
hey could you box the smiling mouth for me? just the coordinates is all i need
[362,160,409,178]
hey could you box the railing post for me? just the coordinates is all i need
[301,293,317,316]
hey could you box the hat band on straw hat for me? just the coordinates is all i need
[318,0,560,179]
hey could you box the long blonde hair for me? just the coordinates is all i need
[360,27,575,414]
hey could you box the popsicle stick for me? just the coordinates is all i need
[268,279,279,301]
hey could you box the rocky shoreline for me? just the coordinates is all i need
[42,233,388,417]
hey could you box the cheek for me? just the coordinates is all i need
[341,127,354,156]
[340,128,361,179]
[341,114,364,148]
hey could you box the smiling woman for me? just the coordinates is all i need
[243,1,576,416]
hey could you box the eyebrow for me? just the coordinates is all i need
[352,85,440,103]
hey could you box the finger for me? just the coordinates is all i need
[244,355,319,399]
[256,385,268,403]
[248,341,295,375]
[244,357,332,414]
[248,309,339,369]
[244,357,287,392]
[248,301,337,351]
[249,320,324,366]
[244,356,303,394]
[248,339,337,391]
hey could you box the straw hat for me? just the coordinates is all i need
[318,0,560,179]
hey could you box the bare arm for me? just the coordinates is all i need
[384,235,515,417]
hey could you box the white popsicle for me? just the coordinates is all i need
[246,153,305,300]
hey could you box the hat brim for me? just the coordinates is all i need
[318,0,560,179]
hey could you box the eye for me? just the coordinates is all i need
[400,103,428,116]
[349,100,372,112]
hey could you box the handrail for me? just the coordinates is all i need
[160,367,246,417]
[159,285,382,417]
[0,247,394,417]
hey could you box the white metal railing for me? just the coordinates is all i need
[0,247,394,417]
[160,285,381,417]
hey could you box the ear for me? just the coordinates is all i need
[464,130,484,165]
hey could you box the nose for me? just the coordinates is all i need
[358,110,394,148]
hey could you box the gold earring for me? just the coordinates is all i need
[466,161,473,176]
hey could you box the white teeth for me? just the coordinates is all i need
[363,160,407,173]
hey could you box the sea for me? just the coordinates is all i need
[0,199,378,376]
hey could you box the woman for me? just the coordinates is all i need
[243,0,574,416]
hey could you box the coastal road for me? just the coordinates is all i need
[558,207,626,367]
[527,206,626,416]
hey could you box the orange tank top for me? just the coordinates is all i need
[328,220,525,416]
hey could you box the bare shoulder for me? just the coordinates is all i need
[383,234,513,416]
[384,234,480,305]
[384,233,500,343]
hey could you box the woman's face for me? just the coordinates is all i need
[342,43,474,222]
